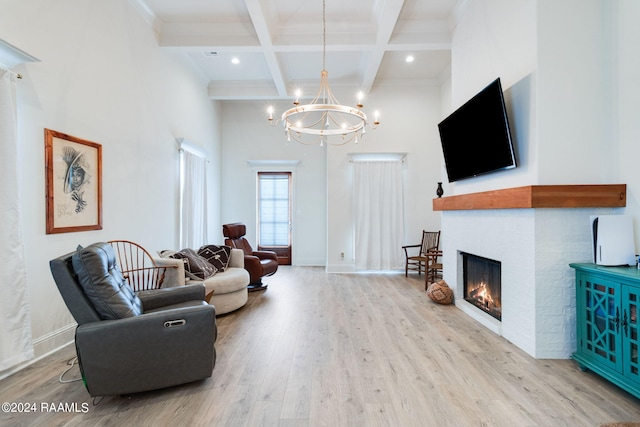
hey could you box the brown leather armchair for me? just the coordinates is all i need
[223,223,278,290]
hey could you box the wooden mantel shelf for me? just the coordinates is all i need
[432,184,626,211]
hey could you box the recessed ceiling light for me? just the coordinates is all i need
[231,57,240,65]
[405,55,415,63]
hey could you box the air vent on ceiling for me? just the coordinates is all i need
[203,51,219,57]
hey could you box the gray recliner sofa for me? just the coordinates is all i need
[49,242,217,397]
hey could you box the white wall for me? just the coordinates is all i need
[326,84,443,271]
[221,84,444,271]
[444,0,537,196]
[447,0,621,191]
[221,100,327,266]
[448,0,639,209]
[536,0,613,184]
[0,0,221,375]
[442,0,640,358]
[616,0,640,245]
[448,0,640,249]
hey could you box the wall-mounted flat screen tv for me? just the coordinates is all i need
[438,78,516,182]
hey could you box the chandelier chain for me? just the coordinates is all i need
[322,0,326,72]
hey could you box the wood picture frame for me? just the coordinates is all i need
[45,129,102,234]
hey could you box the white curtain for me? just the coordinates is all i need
[179,149,208,249]
[0,68,33,371]
[353,160,404,270]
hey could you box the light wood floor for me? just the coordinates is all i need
[2,266,640,426]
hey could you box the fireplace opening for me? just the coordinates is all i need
[463,253,502,321]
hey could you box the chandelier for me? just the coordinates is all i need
[267,0,380,146]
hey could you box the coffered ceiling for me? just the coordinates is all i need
[136,0,461,100]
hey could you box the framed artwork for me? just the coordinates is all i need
[45,129,102,234]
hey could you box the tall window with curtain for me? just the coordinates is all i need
[179,146,207,249]
[0,68,33,371]
[353,159,404,271]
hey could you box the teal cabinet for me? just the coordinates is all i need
[570,263,640,399]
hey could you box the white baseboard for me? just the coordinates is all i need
[33,323,76,356]
[325,264,356,273]
[0,323,76,381]
[292,257,326,267]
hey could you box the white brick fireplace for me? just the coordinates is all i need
[437,185,625,359]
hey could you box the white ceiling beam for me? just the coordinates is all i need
[244,0,288,97]
[208,80,279,100]
[159,22,260,47]
[136,0,455,101]
[359,0,406,93]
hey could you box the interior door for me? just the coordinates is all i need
[257,172,292,265]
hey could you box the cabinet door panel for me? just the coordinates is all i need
[580,274,622,372]
[622,285,640,382]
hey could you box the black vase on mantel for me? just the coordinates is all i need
[436,182,444,198]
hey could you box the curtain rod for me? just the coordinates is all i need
[349,159,405,163]
[348,152,407,162]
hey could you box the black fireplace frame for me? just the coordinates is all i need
[462,252,502,321]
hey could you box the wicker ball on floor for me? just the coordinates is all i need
[427,280,454,305]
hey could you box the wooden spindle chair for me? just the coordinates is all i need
[425,247,443,290]
[402,230,441,278]
[108,240,174,291]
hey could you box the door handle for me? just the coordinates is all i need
[623,309,629,336]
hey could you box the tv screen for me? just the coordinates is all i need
[438,78,516,182]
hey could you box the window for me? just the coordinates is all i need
[258,172,291,247]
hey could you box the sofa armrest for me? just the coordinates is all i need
[243,254,262,270]
[137,284,206,311]
[75,304,216,396]
[228,248,245,269]
[253,250,278,261]
[154,257,185,287]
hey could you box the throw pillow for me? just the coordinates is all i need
[198,245,232,272]
[157,249,178,258]
[427,280,454,305]
[169,248,217,280]
[72,242,143,320]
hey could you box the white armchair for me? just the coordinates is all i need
[156,248,250,315]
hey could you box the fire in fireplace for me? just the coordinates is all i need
[463,253,502,321]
